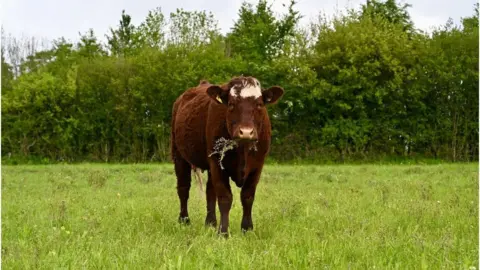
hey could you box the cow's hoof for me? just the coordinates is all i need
[241,226,253,234]
[217,231,229,238]
[241,227,253,234]
[205,216,217,227]
[234,180,244,188]
[178,216,190,225]
[241,220,253,232]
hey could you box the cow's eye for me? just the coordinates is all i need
[228,104,234,111]
[256,103,263,109]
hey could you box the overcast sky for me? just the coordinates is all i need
[1,0,477,44]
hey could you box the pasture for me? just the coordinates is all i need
[2,163,478,269]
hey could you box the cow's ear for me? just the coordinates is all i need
[262,86,284,105]
[207,85,229,105]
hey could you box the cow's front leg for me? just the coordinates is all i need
[210,165,232,237]
[241,169,262,232]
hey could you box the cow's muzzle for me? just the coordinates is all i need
[233,126,257,141]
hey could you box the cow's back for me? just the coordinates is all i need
[171,84,212,170]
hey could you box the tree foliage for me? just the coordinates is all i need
[1,1,478,163]
[227,0,301,64]
[360,0,414,33]
[106,10,140,56]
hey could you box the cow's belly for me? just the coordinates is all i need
[174,97,209,170]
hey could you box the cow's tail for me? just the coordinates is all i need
[170,99,179,162]
[192,165,205,198]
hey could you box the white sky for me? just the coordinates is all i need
[1,0,477,44]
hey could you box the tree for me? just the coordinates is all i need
[1,29,50,77]
[227,0,301,64]
[137,7,166,49]
[310,9,427,158]
[77,29,106,59]
[106,10,140,56]
[422,5,479,161]
[461,3,479,32]
[167,8,220,47]
[360,0,415,34]
[1,35,14,93]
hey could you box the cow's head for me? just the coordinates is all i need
[207,76,284,142]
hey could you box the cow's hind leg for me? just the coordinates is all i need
[174,154,192,224]
[205,171,217,227]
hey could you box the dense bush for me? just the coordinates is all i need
[2,0,478,163]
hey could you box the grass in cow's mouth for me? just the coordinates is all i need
[208,137,238,170]
[208,138,259,170]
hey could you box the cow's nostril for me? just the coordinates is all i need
[239,130,243,135]
[249,130,254,136]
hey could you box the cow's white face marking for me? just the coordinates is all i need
[230,79,262,99]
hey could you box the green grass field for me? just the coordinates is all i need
[2,163,478,269]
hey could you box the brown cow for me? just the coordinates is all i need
[170,76,284,236]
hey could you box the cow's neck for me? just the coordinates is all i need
[236,142,256,181]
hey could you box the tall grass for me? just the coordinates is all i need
[2,163,478,269]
